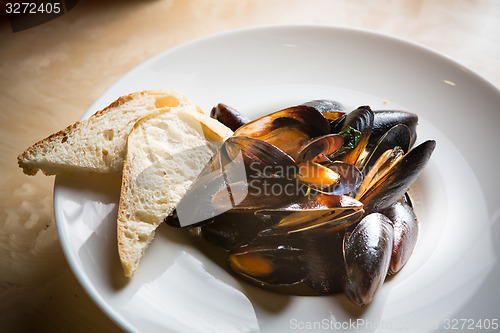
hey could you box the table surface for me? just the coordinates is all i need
[1,1,499,332]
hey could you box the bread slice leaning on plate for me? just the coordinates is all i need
[17,89,192,176]
[117,106,233,277]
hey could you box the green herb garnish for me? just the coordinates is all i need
[328,126,362,160]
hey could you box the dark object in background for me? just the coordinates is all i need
[2,0,79,32]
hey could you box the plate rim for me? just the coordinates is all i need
[82,23,499,119]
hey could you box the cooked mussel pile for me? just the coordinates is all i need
[167,100,435,306]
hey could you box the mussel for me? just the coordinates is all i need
[167,99,435,306]
[355,140,436,213]
[229,244,308,287]
[330,105,374,166]
[300,99,346,121]
[368,110,418,149]
[381,197,419,275]
[233,105,330,158]
[210,103,249,131]
[343,213,394,306]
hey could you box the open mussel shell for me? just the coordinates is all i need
[233,105,331,138]
[223,135,297,169]
[171,135,299,227]
[357,140,436,213]
[295,162,341,190]
[228,244,308,287]
[354,147,405,200]
[358,124,411,173]
[331,106,374,166]
[233,105,330,156]
[213,136,308,212]
[295,134,344,163]
[315,162,363,195]
[343,213,394,306]
[261,209,364,237]
[300,99,346,121]
[329,114,346,134]
[256,194,364,236]
[368,110,418,149]
[381,198,419,275]
[201,192,363,251]
[210,103,250,131]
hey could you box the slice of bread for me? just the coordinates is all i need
[18,90,194,176]
[117,107,233,277]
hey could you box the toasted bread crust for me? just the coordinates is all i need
[17,90,169,176]
[117,147,135,276]
[116,106,233,277]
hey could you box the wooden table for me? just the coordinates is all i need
[1,1,499,331]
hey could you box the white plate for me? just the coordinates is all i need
[54,25,500,332]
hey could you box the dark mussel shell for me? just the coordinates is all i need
[234,105,331,138]
[201,192,363,250]
[213,136,308,211]
[295,161,341,190]
[358,124,411,173]
[199,211,274,251]
[228,244,308,287]
[171,135,300,228]
[256,194,364,236]
[301,99,346,121]
[303,231,347,294]
[381,198,419,275]
[343,213,394,306]
[368,110,418,150]
[357,140,436,213]
[316,162,363,195]
[227,214,353,294]
[233,105,330,156]
[329,114,346,134]
[295,134,344,163]
[331,106,374,166]
[210,103,250,131]
[354,147,405,200]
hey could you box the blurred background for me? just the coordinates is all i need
[1,1,499,332]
